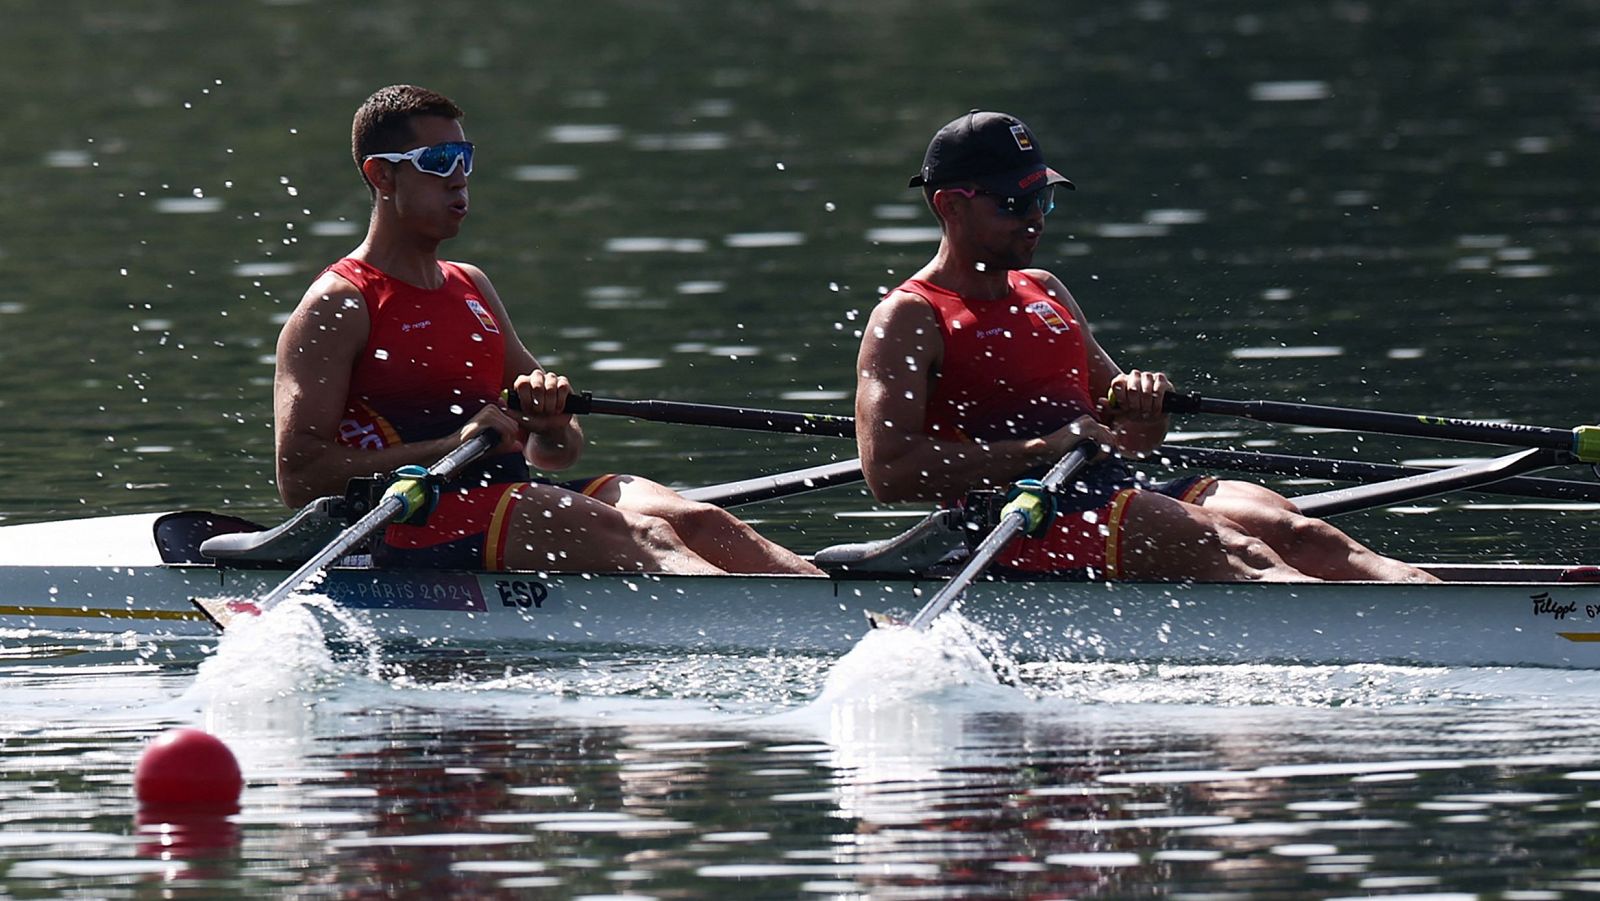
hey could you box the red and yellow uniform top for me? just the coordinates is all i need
[891,271,1214,578]
[906,270,1097,446]
[329,257,511,457]
[323,258,539,569]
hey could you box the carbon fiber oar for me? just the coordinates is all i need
[1292,446,1563,517]
[906,441,1098,631]
[564,392,855,439]
[192,430,499,630]
[1166,393,1600,462]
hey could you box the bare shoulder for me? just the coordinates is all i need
[860,290,943,375]
[1019,267,1090,319]
[450,259,490,283]
[293,270,365,316]
[1018,267,1071,298]
[866,288,938,333]
[279,270,369,353]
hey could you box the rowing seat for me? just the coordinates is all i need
[811,508,968,575]
[198,497,350,566]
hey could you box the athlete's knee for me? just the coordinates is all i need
[1272,512,1350,555]
[1209,517,1291,572]
[672,501,752,546]
[624,511,693,552]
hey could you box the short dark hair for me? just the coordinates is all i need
[351,85,464,190]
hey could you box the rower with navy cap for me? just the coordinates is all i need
[853,110,1437,582]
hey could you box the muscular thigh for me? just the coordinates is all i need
[1189,477,1299,539]
[1191,478,1295,511]
[583,474,688,516]
[1115,489,1254,579]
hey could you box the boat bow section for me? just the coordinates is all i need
[0,512,194,567]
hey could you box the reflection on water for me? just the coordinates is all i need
[5,0,1600,895]
[7,626,1600,897]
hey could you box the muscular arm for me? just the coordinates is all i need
[273,274,498,507]
[1023,269,1172,458]
[460,263,585,472]
[855,292,1094,503]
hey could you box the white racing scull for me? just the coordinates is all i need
[2,508,1599,668]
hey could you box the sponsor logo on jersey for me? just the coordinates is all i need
[465,297,500,334]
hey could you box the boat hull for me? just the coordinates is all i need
[3,513,1600,668]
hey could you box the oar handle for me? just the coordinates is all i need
[501,390,594,415]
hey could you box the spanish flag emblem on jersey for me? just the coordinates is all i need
[464,297,501,334]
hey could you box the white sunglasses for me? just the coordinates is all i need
[363,141,474,178]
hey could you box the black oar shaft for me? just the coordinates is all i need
[562,393,1600,505]
[566,392,855,439]
[1168,393,1586,459]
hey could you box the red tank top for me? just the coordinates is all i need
[327,258,507,449]
[899,271,1096,442]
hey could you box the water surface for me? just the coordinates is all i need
[3,0,1600,896]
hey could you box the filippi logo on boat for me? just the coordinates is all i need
[1530,591,1578,620]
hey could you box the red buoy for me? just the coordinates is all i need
[134,728,243,812]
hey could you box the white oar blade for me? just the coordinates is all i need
[864,609,906,630]
[190,596,263,632]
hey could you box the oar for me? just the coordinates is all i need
[558,392,1600,506]
[191,430,499,630]
[564,392,855,439]
[1159,445,1600,503]
[905,441,1098,631]
[1292,446,1564,517]
[1166,393,1600,462]
[681,458,864,507]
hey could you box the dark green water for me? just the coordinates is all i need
[4,2,1600,897]
[3,0,1598,560]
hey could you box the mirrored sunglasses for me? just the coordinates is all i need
[363,141,474,178]
[946,185,1056,217]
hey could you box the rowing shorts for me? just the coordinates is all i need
[373,475,619,570]
[993,461,1217,579]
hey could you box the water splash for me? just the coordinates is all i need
[765,612,1034,746]
[186,593,387,706]
[812,614,1008,705]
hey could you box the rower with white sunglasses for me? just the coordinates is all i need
[269,84,820,576]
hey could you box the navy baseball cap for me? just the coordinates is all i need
[908,110,1075,196]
